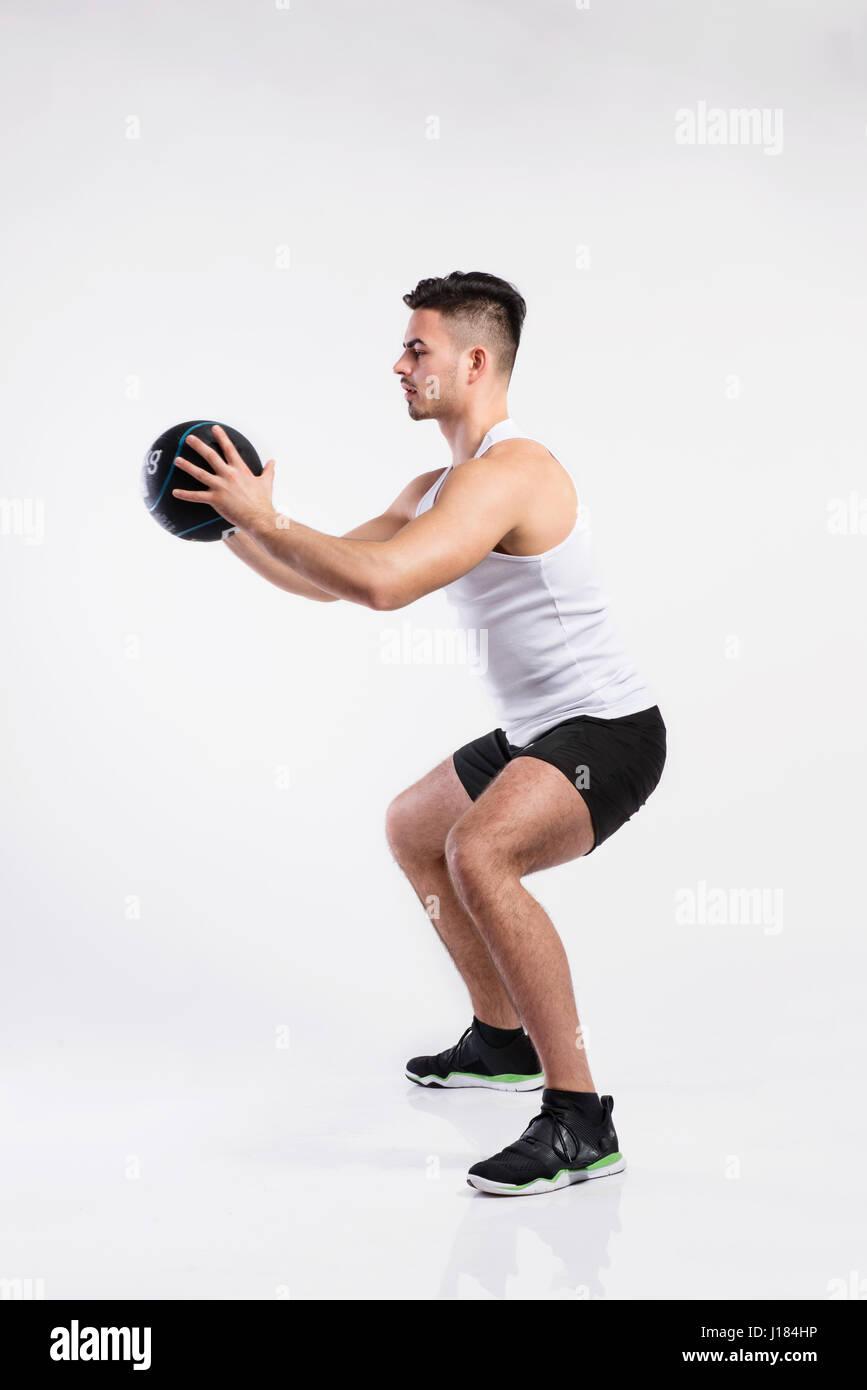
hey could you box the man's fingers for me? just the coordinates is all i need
[173,454,212,482]
[211,423,245,468]
[186,431,230,473]
[171,487,215,502]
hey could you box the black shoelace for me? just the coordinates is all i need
[519,1102,598,1159]
[437,1025,474,1070]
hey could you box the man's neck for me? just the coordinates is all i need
[439,405,511,465]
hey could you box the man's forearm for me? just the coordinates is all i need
[247,507,396,608]
[222,529,339,602]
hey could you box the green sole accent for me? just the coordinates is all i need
[414,1070,544,1084]
[585,1152,622,1170]
[485,1152,623,1191]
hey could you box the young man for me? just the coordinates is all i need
[171,270,666,1197]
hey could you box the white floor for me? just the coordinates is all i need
[3,753,864,1301]
[2,1026,862,1301]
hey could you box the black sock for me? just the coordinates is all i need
[473,1016,525,1048]
[544,1088,605,1125]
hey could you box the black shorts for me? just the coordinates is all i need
[452,706,667,853]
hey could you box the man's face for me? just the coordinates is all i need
[393,308,460,420]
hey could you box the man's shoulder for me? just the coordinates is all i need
[476,436,558,466]
[452,437,560,492]
[409,466,450,502]
[449,437,577,523]
[390,467,449,524]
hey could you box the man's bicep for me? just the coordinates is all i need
[339,469,443,543]
[379,462,520,607]
[340,511,405,542]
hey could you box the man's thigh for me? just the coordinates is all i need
[450,756,596,875]
[386,754,473,861]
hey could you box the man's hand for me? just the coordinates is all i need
[171,424,277,531]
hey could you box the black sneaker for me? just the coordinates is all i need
[466,1090,626,1195]
[405,1019,544,1091]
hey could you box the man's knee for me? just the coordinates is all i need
[445,820,504,908]
[385,790,415,863]
[385,789,441,867]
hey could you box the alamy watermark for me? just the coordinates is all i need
[380,620,488,673]
[1,1276,45,1299]
[675,102,783,156]
[675,880,784,935]
[0,497,45,545]
[50,1321,151,1370]
[826,493,867,535]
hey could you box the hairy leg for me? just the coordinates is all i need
[385,756,521,1028]
[444,757,597,1090]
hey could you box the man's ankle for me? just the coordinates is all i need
[473,1015,525,1047]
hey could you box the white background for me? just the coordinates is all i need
[1,0,865,1300]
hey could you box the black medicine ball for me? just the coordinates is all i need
[141,420,263,541]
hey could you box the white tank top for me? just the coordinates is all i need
[415,417,654,746]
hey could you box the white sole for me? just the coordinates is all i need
[467,1154,627,1195]
[405,1069,545,1093]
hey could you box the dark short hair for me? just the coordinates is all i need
[402,270,527,377]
